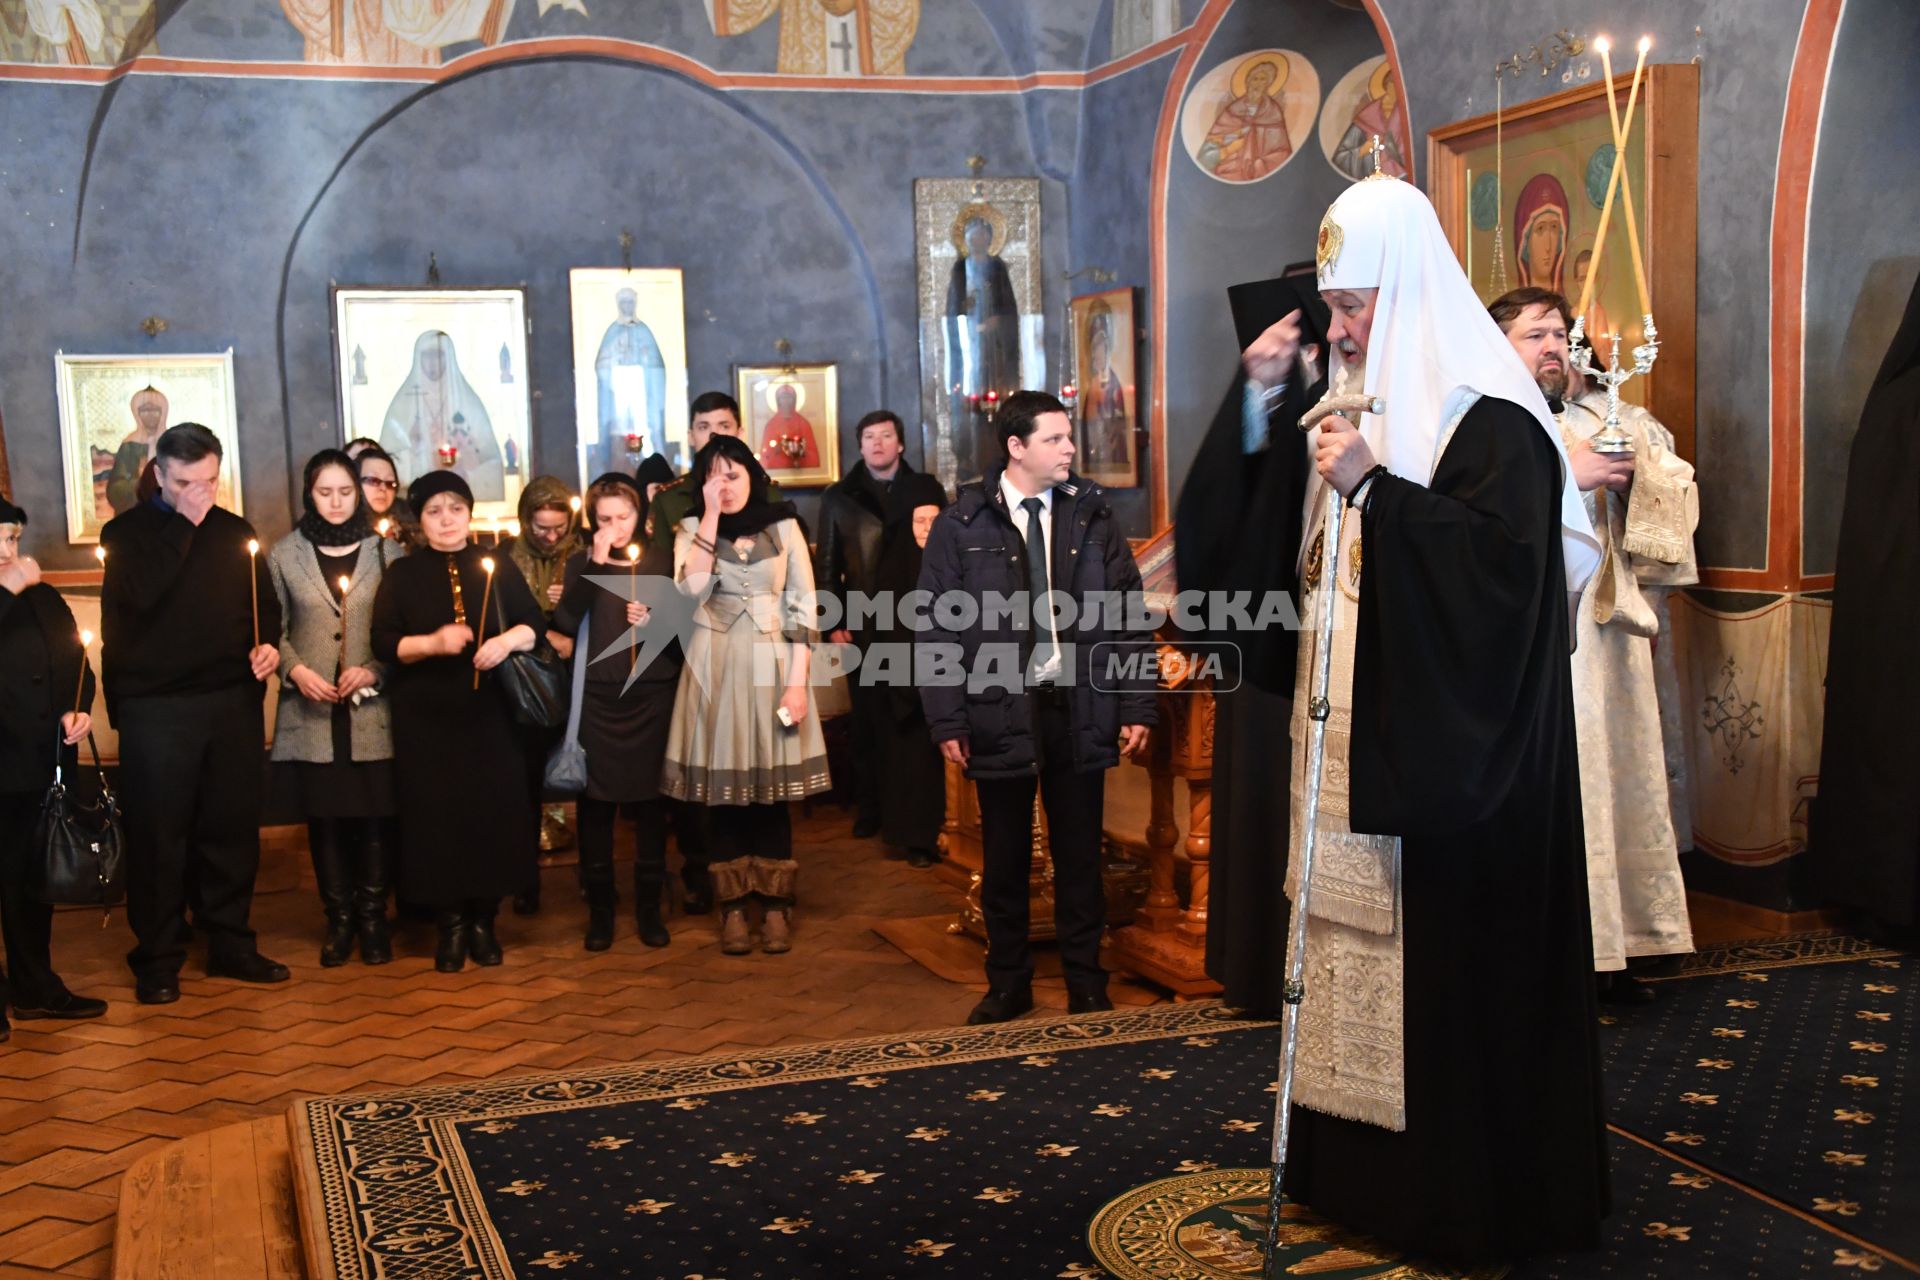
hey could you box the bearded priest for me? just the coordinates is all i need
[1275,173,1609,1263]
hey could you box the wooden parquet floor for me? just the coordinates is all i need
[0,808,1036,1278]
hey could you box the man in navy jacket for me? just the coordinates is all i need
[917,391,1156,1022]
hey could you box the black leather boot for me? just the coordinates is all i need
[467,900,504,966]
[634,885,669,949]
[584,883,616,952]
[354,820,393,965]
[434,910,468,973]
[310,821,355,968]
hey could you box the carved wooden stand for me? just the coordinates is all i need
[1108,645,1220,997]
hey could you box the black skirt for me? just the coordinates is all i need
[274,704,396,818]
[580,678,677,803]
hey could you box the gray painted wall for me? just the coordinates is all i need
[1375,0,1809,571]
[1800,0,1920,577]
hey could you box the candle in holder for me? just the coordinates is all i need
[472,556,496,690]
[626,542,641,673]
[625,432,644,454]
[74,629,93,714]
[337,576,352,677]
[246,539,261,649]
[437,443,460,468]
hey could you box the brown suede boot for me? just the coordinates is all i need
[761,906,791,954]
[719,905,752,955]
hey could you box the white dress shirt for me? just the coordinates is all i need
[1000,471,1062,683]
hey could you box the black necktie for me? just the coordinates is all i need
[1021,496,1056,661]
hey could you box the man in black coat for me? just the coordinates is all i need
[815,409,949,861]
[917,391,1157,1023]
[100,423,287,1005]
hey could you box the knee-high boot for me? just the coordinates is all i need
[309,820,355,967]
[354,818,393,965]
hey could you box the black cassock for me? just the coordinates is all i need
[1282,397,1609,1263]
[1177,368,1313,1014]
[371,546,544,907]
[1813,275,1920,930]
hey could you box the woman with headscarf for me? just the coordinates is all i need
[377,330,505,502]
[0,496,107,1034]
[370,471,544,971]
[268,450,397,966]
[550,473,682,950]
[634,452,676,542]
[662,436,829,955]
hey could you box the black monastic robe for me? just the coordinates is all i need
[1282,396,1609,1262]
[1812,274,1920,930]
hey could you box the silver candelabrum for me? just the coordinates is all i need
[1567,313,1658,454]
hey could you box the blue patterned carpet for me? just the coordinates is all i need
[290,933,1914,1279]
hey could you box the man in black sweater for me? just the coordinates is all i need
[101,423,287,1004]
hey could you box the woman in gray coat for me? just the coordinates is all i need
[269,449,398,965]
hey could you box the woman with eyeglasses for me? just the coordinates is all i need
[353,445,413,551]
[370,471,543,971]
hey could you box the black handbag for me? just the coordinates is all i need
[31,732,126,908]
[491,587,569,730]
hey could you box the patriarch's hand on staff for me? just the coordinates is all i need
[939,736,970,766]
[1119,724,1150,758]
[1241,310,1302,387]
[336,666,378,699]
[431,622,474,656]
[176,482,217,526]
[288,664,338,702]
[60,712,91,745]
[1315,415,1376,497]
[249,644,279,682]
[473,635,516,672]
[1568,438,1635,494]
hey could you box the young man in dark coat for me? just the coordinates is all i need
[100,423,287,1005]
[916,391,1157,1023]
[814,409,949,860]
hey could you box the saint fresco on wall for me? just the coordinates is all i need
[1319,55,1409,181]
[568,267,690,485]
[1180,49,1321,185]
[703,0,920,76]
[276,0,585,67]
[0,0,156,66]
[53,350,240,544]
[333,287,533,524]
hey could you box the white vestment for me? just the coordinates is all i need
[1560,390,1699,968]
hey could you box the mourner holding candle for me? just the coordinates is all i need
[268,450,399,968]
[0,497,108,1034]
[550,473,682,951]
[99,422,286,1005]
[370,471,543,972]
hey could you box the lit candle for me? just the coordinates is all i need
[473,556,496,690]
[569,494,584,533]
[437,443,460,468]
[1583,36,1654,324]
[626,542,641,673]
[1608,37,1654,317]
[93,545,106,568]
[246,539,261,650]
[377,517,392,539]
[74,628,93,714]
[338,576,352,677]
[506,520,522,540]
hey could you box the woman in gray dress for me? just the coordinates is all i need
[268,450,397,966]
[662,436,829,955]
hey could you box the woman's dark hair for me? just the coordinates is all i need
[304,448,361,503]
[687,434,769,517]
[354,443,398,476]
